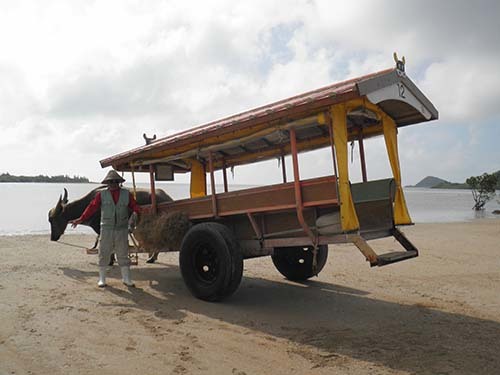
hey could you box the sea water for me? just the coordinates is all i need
[0,182,498,236]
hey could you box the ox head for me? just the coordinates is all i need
[48,188,69,241]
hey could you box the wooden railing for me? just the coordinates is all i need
[141,175,338,220]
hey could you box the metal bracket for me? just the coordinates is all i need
[247,213,263,242]
[351,234,379,266]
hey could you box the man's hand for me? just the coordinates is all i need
[128,212,138,233]
[69,218,83,228]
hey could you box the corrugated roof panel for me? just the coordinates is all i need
[100,66,437,170]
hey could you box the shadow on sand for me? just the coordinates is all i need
[61,265,500,374]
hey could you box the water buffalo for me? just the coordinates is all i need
[48,185,173,263]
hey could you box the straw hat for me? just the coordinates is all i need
[101,170,125,184]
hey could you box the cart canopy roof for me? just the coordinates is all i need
[100,65,438,174]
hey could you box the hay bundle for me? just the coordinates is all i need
[132,212,157,249]
[133,211,191,251]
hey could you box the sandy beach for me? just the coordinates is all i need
[1,219,499,374]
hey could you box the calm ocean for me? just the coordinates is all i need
[0,182,499,236]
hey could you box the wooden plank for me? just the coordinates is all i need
[153,175,338,220]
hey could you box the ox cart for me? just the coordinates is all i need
[100,58,438,301]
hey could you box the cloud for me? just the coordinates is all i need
[0,0,499,184]
[0,65,40,126]
[421,58,500,123]
[47,60,179,118]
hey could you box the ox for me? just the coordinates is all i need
[48,186,173,263]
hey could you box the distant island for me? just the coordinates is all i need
[0,172,90,183]
[409,170,500,189]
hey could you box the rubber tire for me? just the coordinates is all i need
[271,245,328,281]
[215,224,244,299]
[179,223,243,301]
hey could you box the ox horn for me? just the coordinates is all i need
[63,188,68,204]
[55,194,63,213]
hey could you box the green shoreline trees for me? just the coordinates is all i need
[412,171,500,190]
[466,173,498,211]
[0,172,90,183]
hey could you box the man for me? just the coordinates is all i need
[70,170,139,288]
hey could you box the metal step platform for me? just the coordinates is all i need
[373,228,419,267]
[375,250,418,266]
[352,227,420,267]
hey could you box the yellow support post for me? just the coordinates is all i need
[331,104,360,232]
[189,159,206,198]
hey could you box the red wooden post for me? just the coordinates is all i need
[149,164,157,214]
[289,128,315,244]
[326,111,340,201]
[209,152,218,217]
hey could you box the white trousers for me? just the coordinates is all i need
[98,228,130,267]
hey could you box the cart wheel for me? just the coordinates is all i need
[179,223,243,301]
[215,224,244,298]
[271,245,328,281]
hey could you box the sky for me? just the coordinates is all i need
[1,0,499,186]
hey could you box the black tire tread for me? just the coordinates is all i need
[179,222,243,301]
[271,245,328,281]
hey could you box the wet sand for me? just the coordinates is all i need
[1,220,499,374]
